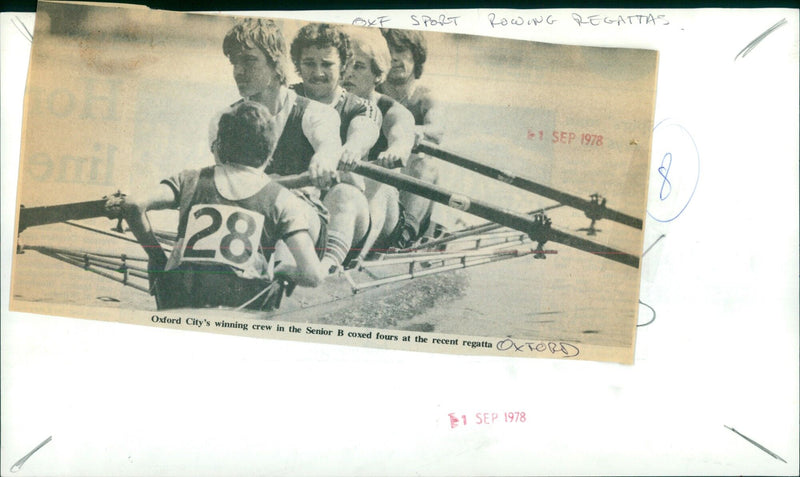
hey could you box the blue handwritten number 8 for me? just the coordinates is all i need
[658,152,672,201]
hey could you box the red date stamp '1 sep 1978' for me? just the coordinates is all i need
[528,129,604,146]
[448,412,527,428]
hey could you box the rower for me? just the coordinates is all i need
[377,28,447,244]
[107,101,327,310]
[339,27,419,257]
[341,28,416,169]
[219,19,341,187]
[289,23,382,273]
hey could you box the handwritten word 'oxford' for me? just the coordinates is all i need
[496,338,580,357]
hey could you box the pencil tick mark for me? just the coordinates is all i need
[10,436,52,473]
[642,234,666,257]
[724,425,787,463]
[11,16,33,43]
[735,18,787,61]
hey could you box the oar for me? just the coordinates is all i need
[413,140,644,230]
[18,199,117,233]
[283,162,640,269]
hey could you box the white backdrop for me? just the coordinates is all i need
[2,8,798,476]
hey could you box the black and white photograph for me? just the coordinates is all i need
[11,1,657,363]
[4,4,800,475]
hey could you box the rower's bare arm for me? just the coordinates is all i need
[304,103,343,189]
[340,115,381,171]
[273,231,325,288]
[105,184,175,268]
[417,92,445,144]
[377,103,415,168]
[106,184,175,223]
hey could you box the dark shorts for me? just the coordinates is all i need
[153,263,271,310]
[386,203,432,249]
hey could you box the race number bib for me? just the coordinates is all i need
[180,204,265,271]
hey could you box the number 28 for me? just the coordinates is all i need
[183,207,257,264]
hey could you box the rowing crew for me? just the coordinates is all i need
[108,19,447,310]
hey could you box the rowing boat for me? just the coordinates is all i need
[14,145,643,328]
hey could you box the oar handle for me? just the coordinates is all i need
[275,173,312,189]
[274,159,403,189]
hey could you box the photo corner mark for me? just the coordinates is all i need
[734,18,788,61]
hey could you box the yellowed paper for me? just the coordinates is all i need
[11,1,656,363]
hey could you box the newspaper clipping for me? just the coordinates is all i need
[11,1,657,363]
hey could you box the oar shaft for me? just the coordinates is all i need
[18,199,114,233]
[414,141,643,230]
[331,162,639,268]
